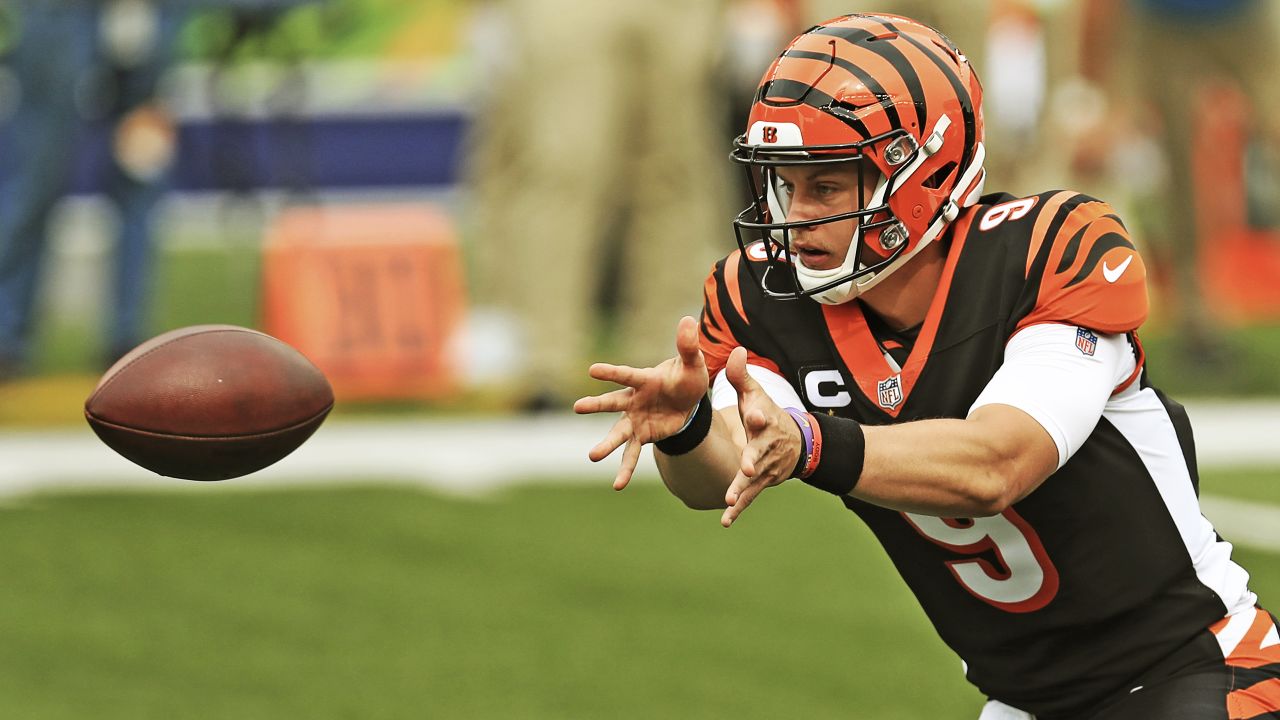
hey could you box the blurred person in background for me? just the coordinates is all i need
[1075,0,1280,366]
[579,13,1277,719]
[464,0,732,411]
[0,0,183,380]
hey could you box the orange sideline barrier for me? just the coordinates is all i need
[1194,85,1280,321]
[261,204,464,401]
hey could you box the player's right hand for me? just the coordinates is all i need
[575,315,709,491]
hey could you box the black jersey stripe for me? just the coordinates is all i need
[1010,193,1087,326]
[1231,663,1280,690]
[702,290,724,333]
[1055,223,1091,276]
[810,24,926,132]
[783,48,902,131]
[1055,213,1126,275]
[1063,232,1135,288]
[867,17,976,178]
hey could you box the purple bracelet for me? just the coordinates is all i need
[784,407,814,479]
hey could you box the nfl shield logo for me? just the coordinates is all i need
[1075,328,1098,356]
[877,375,903,410]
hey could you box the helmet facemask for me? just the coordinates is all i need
[732,126,923,305]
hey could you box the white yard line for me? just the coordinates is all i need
[0,415,624,497]
[1199,495,1280,553]
[2,401,1279,551]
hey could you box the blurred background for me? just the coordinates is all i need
[1,1,1279,718]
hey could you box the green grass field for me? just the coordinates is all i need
[0,470,1277,720]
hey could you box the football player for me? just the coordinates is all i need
[576,13,1280,720]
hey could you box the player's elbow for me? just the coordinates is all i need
[964,473,1019,517]
[966,449,1046,516]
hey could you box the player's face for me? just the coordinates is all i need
[773,161,878,271]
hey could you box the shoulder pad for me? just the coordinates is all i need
[1012,192,1147,333]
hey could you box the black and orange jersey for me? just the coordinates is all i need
[698,190,1254,717]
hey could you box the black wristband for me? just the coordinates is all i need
[654,396,713,456]
[802,413,865,495]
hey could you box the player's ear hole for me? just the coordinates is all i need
[922,161,957,190]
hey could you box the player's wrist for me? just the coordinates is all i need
[800,413,865,496]
[654,395,712,456]
[783,408,821,479]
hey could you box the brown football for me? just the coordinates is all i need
[85,325,334,481]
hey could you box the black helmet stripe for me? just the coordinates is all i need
[781,49,902,131]
[809,24,926,134]
[755,79,872,139]
[869,18,977,178]
[756,78,834,107]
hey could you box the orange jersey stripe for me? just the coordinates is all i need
[1037,198,1110,283]
[699,266,736,377]
[724,250,749,326]
[1222,608,1280,670]
[1025,191,1078,278]
[701,267,731,341]
[1228,678,1280,719]
[1017,197,1147,335]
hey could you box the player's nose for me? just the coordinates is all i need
[785,195,821,227]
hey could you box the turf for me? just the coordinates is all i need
[0,471,1278,720]
[0,482,973,719]
[1200,467,1280,505]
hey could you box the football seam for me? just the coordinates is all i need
[84,402,334,442]
[87,327,271,406]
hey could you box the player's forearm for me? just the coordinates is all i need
[654,411,742,510]
[851,419,1046,517]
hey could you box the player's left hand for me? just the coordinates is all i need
[721,346,802,528]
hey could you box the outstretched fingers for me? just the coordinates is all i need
[721,443,759,525]
[721,469,767,528]
[614,439,643,491]
[588,415,633,463]
[574,388,633,415]
[588,362,650,389]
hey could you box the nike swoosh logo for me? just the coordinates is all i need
[1102,255,1133,283]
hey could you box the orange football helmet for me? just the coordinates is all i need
[731,13,987,304]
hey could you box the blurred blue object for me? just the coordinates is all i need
[0,0,185,372]
[67,113,468,195]
[1134,0,1257,22]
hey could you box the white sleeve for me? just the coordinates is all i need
[710,364,805,411]
[968,324,1137,469]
